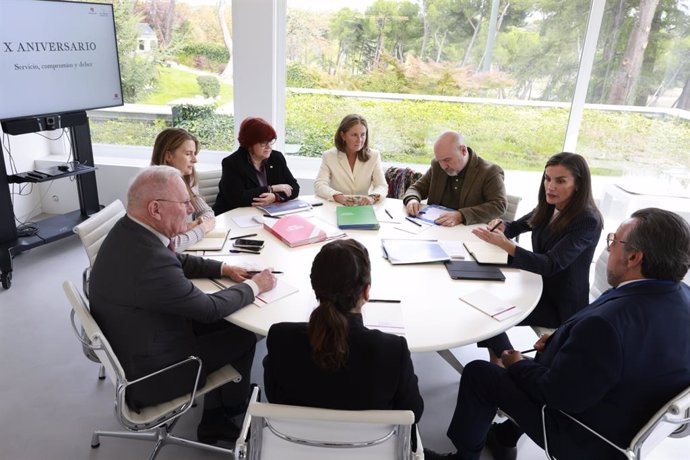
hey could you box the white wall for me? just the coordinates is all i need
[0,128,52,221]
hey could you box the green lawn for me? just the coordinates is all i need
[138,66,233,105]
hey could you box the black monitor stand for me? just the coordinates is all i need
[0,111,101,289]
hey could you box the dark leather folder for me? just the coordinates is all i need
[444,260,505,281]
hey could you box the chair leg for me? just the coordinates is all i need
[91,429,157,448]
[437,349,464,374]
[91,424,235,457]
[98,364,106,380]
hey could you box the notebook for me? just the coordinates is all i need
[256,199,312,216]
[381,239,450,265]
[444,260,505,281]
[463,241,509,265]
[336,205,380,230]
[263,214,327,248]
[185,229,229,251]
[416,204,456,225]
[459,289,521,321]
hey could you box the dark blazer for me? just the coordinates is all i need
[89,215,255,409]
[402,148,506,224]
[504,207,602,327]
[263,314,424,422]
[213,147,300,215]
[508,281,690,459]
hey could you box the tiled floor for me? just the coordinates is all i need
[0,224,688,459]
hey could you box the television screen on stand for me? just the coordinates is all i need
[0,0,123,123]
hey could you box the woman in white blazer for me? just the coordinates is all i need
[314,114,388,206]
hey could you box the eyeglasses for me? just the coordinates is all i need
[606,232,628,251]
[259,139,276,147]
[155,198,192,207]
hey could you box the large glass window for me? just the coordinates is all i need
[580,0,690,190]
[285,0,590,171]
[83,0,235,151]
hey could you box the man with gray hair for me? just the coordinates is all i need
[426,208,690,460]
[403,131,506,226]
[90,165,276,445]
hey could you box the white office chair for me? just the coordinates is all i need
[72,199,125,379]
[235,386,423,460]
[503,194,522,223]
[64,281,242,460]
[73,198,125,298]
[197,169,222,208]
[542,384,690,459]
[589,249,611,301]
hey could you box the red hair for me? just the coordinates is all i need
[237,117,277,148]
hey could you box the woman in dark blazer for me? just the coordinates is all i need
[473,152,603,363]
[212,117,300,215]
[263,239,424,423]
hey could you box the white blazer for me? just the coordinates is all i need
[313,147,388,200]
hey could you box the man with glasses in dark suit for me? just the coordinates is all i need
[426,208,690,460]
[90,165,276,445]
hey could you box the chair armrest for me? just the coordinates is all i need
[235,385,261,459]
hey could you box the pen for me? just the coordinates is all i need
[311,202,324,207]
[520,348,537,354]
[385,209,393,219]
[246,270,283,274]
[405,216,422,227]
[489,221,502,232]
[263,214,281,219]
[368,299,402,303]
[230,233,258,240]
[229,249,261,254]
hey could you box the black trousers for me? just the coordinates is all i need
[446,360,542,460]
[193,320,256,414]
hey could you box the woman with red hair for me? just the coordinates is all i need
[213,117,300,214]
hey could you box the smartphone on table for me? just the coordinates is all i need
[233,238,265,250]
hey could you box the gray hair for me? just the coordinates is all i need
[127,165,182,212]
[626,208,690,282]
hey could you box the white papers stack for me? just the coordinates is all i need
[381,239,450,264]
[463,241,509,265]
[459,289,521,321]
[255,279,299,306]
[438,240,468,260]
[363,302,405,336]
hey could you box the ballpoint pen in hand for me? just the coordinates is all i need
[489,221,502,232]
[520,348,537,354]
[246,270,283,274]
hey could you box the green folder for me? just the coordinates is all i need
[336,205,380,230]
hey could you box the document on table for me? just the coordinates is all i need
[463,241,509,265]
[438,240,468,260]
[363,301,406,336]
[459,289,521,321]
[254,279,299,306]
[232,214,263,228]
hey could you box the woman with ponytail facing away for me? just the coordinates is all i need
[263,239,423,422]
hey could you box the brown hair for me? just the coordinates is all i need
[150,128,200,194]
[307,239,371,371]
[237,117,277,148]
[334,114,370,162]
[529,152,602,234]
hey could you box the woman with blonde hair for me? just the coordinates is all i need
[150,127,215,251]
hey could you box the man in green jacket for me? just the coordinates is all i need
[403,131,506,226]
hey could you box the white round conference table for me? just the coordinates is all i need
[211,197,542,366]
